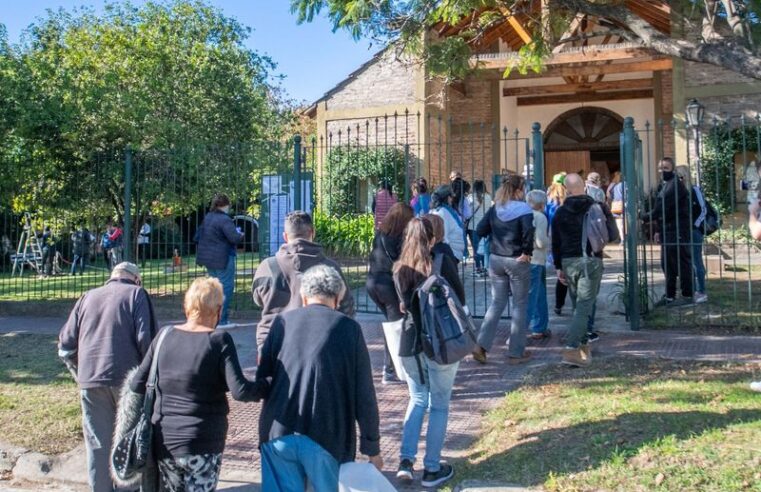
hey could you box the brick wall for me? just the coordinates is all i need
[324,50,417,110]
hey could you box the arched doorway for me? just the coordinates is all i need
[543,107,623,187]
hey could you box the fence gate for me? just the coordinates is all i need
[621,115,761,332]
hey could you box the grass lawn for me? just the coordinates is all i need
[450,357,761,492]
[0,333,81,454]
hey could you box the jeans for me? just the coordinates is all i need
[692,229,706,293]
[207,256,236,324]
[41,246,55,275]
[562,257,603,348]
[400,355,459,472]
[71,254,87,275]
[468,230,483,270]
[477,254,531,356]
[261,435,339,492]
[528,264,548,334]
[366,275,402,375]
[81,386,121,492]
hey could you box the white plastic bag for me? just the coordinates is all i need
[339,462,397,492]
[381,318,409,383]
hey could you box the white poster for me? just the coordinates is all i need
[262,175,283,196]
[289,179,313,214]
[267,194,289,255]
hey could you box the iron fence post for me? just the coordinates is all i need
[622,117,640,330]
[404,144,410,203]
[531,123,543,190]
[293,135,302,211]
[123,146,133,263]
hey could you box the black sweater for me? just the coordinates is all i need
[256,304,381,463]
[551,195,615,270]
[131,328,265,458]
[367,233,403,278]
[644,176,692,240]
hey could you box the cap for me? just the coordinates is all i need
[552,172,566,185]
[111,262,140,280]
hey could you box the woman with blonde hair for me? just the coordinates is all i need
[473,174,534,364]
[676,165,708,304]
[546,173,569,316]
[128,277,265,491]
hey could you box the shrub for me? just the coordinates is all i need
[321,147,407,216]
[313,211,374,258]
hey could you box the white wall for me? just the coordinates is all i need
[499,79,657,184]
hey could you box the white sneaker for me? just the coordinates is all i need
[695,292,708,304]
[750,381,761,392]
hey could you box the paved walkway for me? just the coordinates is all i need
[4,310,761,491]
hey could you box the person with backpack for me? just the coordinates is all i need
[430,185,466,261]
[551,174,618,367]
[366,203,414,384]
[392,216,467,488]
[471,174,535,364]
[676,166,709,304]
[608,172,626,242]
[466,180,492,276]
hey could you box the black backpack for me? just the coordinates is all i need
[415,254,477,365]
[703,200,721,236]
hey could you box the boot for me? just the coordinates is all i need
[561,347,590,367]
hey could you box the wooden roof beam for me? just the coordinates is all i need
[477,46,658,70]
[517,88,653,106]
[499,7,533,44]
[502,58,672,79]
[503,77,652,96]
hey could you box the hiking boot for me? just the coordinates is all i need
[508,350,532,365]
[396,459,414,482]
[421,463,454,487]
[562,347,590,367]
[695,292,708,304]
[472,346,487,364]
[587,332,600,343]
[580,343,591,360]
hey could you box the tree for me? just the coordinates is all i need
[290,0,761,82]
[2,1,293,224]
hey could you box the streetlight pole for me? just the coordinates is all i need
[686,98,705,187]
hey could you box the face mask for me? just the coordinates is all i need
[220,206,230,214]
[662,170,674,181]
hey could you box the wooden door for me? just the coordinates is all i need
[544,150,591,187]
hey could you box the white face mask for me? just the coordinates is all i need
[220,206,230,214]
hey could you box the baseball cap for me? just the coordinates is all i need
[111,262,141,280]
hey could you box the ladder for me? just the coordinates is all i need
[11,213,43,276]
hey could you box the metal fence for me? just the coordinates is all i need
[0,114,538,319]
[621,114,761,331]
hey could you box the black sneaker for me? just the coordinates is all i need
[396,459,414,482]
[421,463,454,487]
[587,332,600,343]
[554,307,562,316]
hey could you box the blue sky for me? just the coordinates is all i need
[1,1,376,104]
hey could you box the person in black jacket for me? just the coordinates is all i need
[643,158,694,306]
[392,216,465,488]
[551,174,618,367]
[257,264,382,491]
[195,194,244,327]
[473,174,535,364]
[366,202,414,384]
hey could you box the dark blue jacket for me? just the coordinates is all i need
[196,210,243,270]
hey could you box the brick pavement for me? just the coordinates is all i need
[218,313,761,490]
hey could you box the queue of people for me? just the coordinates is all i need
[57,159,738,491]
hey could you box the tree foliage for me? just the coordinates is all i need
[290,0,761,82]
[0,1,293,223]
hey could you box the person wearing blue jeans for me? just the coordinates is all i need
[195,193,243,327]
[399,355,459,480]
[527,190,550,337]
[261,434,340,492]
[207,255,236,326]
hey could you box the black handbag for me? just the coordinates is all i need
[111,327,172,483]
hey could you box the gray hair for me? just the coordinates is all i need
[285,211,313,239]
[526,189,548,209]
[300,264,345,300]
